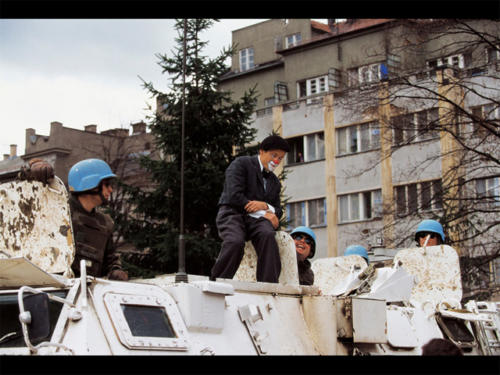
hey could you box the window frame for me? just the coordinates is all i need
[297,75,329,104]
[347,63,381,87]
[471,103,499,138]
[392,108,440,146]
[103,292,189,351]
[395,179,443,216]
[285,32,302,48]
[274,82,289,103]
[286,198,326,229]
[336,121,380,156]
[427,54,465,70]
[486,46,500,63]
[359,63,381,84]
[285,132,325,165]
[476,176,500,207]
[338,189,382,224]
[239,47,255,72]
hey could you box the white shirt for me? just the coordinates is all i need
[248,155,276,219]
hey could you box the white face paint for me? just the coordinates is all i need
[267,160,278,172]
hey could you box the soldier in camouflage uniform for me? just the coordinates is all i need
[17,158,128,280]
[67,159,128,281]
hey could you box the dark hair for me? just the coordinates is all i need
[291,232,316,258]
[421,338,463,356]
[259,135,290,152]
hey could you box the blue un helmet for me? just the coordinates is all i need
[344,245,370,264]
[290,226,316,258]
[68,159,116,193]
[415,219,445,244]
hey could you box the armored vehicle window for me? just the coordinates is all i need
[121,305,175,338]
[0,290,67,348]
[104,292,189,351]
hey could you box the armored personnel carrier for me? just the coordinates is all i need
[1,179,499,355]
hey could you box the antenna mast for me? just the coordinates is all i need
[176,19,188,283]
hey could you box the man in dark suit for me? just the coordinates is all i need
[210,135,290,283]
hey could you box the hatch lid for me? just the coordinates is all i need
[0,257,66,288]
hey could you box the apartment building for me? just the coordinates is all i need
[16,120,154,188]
[218,19,500,296]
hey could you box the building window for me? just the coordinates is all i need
[360,63,381,84]
[348,63,381,86]
[493,258,500,286]
[274,82,288,103]
[392,108,439,146]
[264,97,275,107]
[287,198,326,229]
[306,133,325,161]
[239,47,254,72]
[487,47,499,63]
[257,97,275,117]
[297,75,328,104]
[347,68,358,87]
[476,176,500,207]
[471,103,499,138]
[395,179,443,216]
[427,54,465,70]
[285,33,301,48]
[336,121,380,156]
[308,198,326,227]
[338,190,382,223]
[417,108,439,141]
[426,53,469,79]
[298,81,307,98]
[287,136,304,164]
[286,132,324,165]
[287,201,305,228]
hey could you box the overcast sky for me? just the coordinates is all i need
[0,19,267,157]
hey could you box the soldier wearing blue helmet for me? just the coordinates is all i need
[68,159,128,281]
[344,244,370,265]
[290,226,316,285]
[415,219,445,247]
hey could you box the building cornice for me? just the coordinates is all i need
[23,147,72,161]
[218,59,284,83]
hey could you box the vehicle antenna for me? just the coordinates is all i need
[176,18,188,283]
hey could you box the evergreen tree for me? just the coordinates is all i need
[116,19,257,277]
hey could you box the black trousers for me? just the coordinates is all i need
[210,205,281,283]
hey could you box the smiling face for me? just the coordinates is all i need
[292,234,313,261]
[259,149,286,172]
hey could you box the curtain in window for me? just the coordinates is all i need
[339,195,349,222]
[337,128,347,155]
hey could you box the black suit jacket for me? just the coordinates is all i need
[218,155,283,219]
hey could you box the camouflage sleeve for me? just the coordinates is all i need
[103,236,123,277]
[102,215,123,277]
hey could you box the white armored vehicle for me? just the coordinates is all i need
[1,179,499,356]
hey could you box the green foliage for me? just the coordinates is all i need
[115,19,257,277]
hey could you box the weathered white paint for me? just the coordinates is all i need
[233,231,299,285]
[0,178,74,276]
